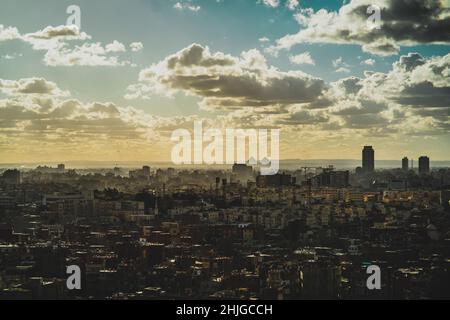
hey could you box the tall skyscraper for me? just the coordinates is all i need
[362,146,375,173]
[419,156,430,175]
[402,157,409,171]
[142,166,151,178]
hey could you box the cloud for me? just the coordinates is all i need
[0,98,153,160]
[126,43,326,110]
[130,42,144,52]
[324,52,450,134]
[289,52,315,65]
[2,50,449,161]
[259,0,280,8]
[0,25,20,41]
[24,25,90,41]
[25,27,131,67]
[361,58,376,66]
[269,0,450,56]
[286,0,299,11]
[0,24,137,67]
[332,56,351,73]
[336,67,350,73]
[0,78,70,97]
[126,44,448,140]
[276,109,329,125]
[332,57,348,68]
[43,42,130,67]
[258,0,299,11]
[174,2,201,12]
[0,77,208,161]
[335,77,363,95]
[105,40,127,53]
[378,52,449,108]
[2,53,444,161]
[22,25,91,51]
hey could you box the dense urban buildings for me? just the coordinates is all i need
[1,147,450,300]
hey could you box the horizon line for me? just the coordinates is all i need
[2,159,450,165]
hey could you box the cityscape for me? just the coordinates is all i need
[1,0,450,303]
[1,146,450,299]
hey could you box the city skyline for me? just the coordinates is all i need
[0,144,446,168]
[1,0,449,163]
[2,140,450,300]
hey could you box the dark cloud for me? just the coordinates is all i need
[271,0,450,55]
[277,110,329,125]
[396,52,427,71]
[0,77,69,96]
[128,44,326,109]
[342,113,391,129]
[338,77,363,95]
[393,81,450,108]
[333,100,388,116]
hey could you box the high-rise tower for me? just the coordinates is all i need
[362,146,375,173]
[402,157,409,171]
[419,156,430,175]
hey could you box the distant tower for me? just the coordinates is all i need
[57,164,65,173]
[362,146,375,173]
[419,156,430,175]
[402,157,409,171]
[142,166,151,178]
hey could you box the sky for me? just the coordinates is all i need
[0,0,449,164]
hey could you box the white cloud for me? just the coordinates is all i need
[130,42,144,52]
[174,2,201,12]
[44,42,130,67]
[0,25,20,41]
[0,24,134,67]
[23,25,91,51]
[24,25,90,41]
[335,67,350,73]
[361,58,376,66]
[332,57,351,73]
[289,52,315,65]
[105,40,126,53]
[259,0,280,8]
[286,0,299,11]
